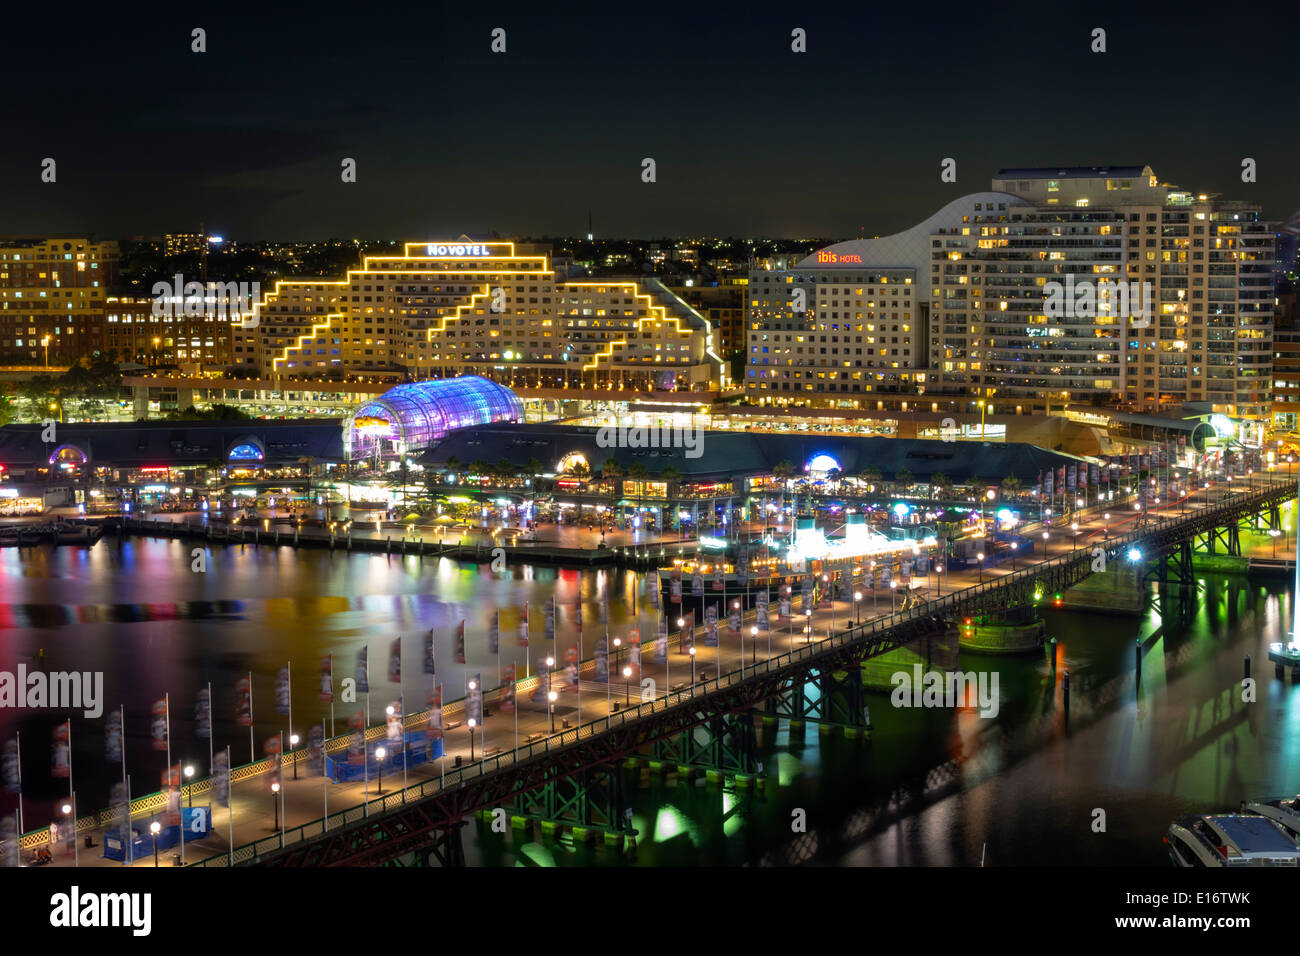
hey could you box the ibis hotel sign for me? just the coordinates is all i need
[426,242,494,256]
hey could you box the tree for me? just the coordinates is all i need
[523,457,543,482]
[930,472,952,500]
[628,462,649,480]
[966,474,982,490]
[442,455,461,481]
[1001,475,1022,496]
[601,457,625,479]
[894,466,913,491]
[567,459,590,479]
[860,465,882,485]
[494,458,517,484]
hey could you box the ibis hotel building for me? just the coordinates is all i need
[232,240,725,390]
[745,166,1275,417]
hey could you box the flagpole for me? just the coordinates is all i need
[126,774,133,866]
[14,733,23,837]
[225,746,233,867]
[247,671,255,764]
[438,683,445,789]
[68,723,77,867]
[400,657,408,801]
[207,681,214,775]
[287,660,293,781]
[169,692,184,866]
[119,708,127,867]
[278,730,285,849]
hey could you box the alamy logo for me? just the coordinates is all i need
[49,887,151,936]
[890,664,999,718]
[151,274,260,328]
[0,667,103,718]
[595,420,704,459]
[1043,275,1151,328]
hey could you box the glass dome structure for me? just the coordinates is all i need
[345,376,523,458]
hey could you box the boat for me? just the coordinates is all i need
[1241,797,1300,840]
[1165,814,1300,866]
[52,522,102,545]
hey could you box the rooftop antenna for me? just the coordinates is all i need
[587,209,594,241]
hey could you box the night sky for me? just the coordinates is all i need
[3,1,1297,240]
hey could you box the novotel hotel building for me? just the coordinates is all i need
[745,166,1273,417]
[233,239,725,390]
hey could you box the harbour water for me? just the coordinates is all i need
[2,532,1297,866]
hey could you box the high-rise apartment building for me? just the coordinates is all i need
[0,237,119,366]
[102,294,235,367]
[745,166,1275,417]
[233,239,725,389]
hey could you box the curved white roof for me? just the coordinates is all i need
[795,192,1024,273]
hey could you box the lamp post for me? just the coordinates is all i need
[1071,522,1079,550]
[1103,512,1110,539]
[374,748,385,795]
[750,624,758,668]
[977,551,985,584]
[1010,541,1018,571]
[612,636,622,674]
[548,690,558,733]
[467,718,476,761]
[183,765,194,807]
[271,781,280,829]
[689,645,696,686]
[622,666,632,704]
[984,488,995,534]
[935,563,944,596]
[853,590,862,624]
[889,579,897,613]
[150,821,161,867]
[289,734,300,780]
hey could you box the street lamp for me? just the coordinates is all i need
[1071,522,1079,550]
[375,748,386,794]
[977,551,985,584]
[750,624,758,667]
[689,645,697,685]
[612,636,622,673]
[289,734,300,780]
[150,821,161,867]
[548,690,558,732]
[271,781,281,828]
[622,665,632,704]
[853,590,862,624]
[1103,512,1110,539]
[889,578,898,612]
[1270,527,1282,558]
[1010,541,1018,570]
[183,765,194,806]
[467,718,476,761]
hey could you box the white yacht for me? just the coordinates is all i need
[1240,797,1300,841]
[1166,814,1300,867]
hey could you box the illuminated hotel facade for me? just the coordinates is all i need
[0,237,119,365]
[232,240,725,390]
[745,166,1275,417]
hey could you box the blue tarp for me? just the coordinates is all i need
[326,731,444,783]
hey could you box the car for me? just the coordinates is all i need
[1166,814,1300,867]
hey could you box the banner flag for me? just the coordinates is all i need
[595,639,609,683]
[488,614,499,655]
[348,713,366,763]
[712,565,724,591]
[728,602,741,636]
[386,702,404,743]
[195,688,211,739]
[758,604,770,631]
[355,648,370,694]
[737,547,750,585]
[423,630,436,677]
[109,781,129,841]
[499,667,516,713]
[648,575,659,609]
[427,687,443,740]
[319,655,334,703]
[545,597,556,642]
[235,678,252,727]
[106,707,123,762]
[531,660,550,702]
[275,666,290,716]
[779,597,791,618]
[151,699,168,751]
[565,661,578,691]
[518,603,530,647]
[670,577,682,604]
[467,675,483,725]
[388,637,401,683]
[692,571,704,597]
[264,736,281,788]
[655,624,667,664]
[454,621,466,664]
[309,723,325,777]
[213,751,230,807]
[52,721,71,778]
[1,739,18,794]
[627,632,641,678]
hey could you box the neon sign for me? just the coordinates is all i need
[425,243,493,257]
[815,251,863,264]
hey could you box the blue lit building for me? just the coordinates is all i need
[344,376,524,460]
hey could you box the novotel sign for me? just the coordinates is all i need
[426,243,493,256]
[815,251,864,264]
